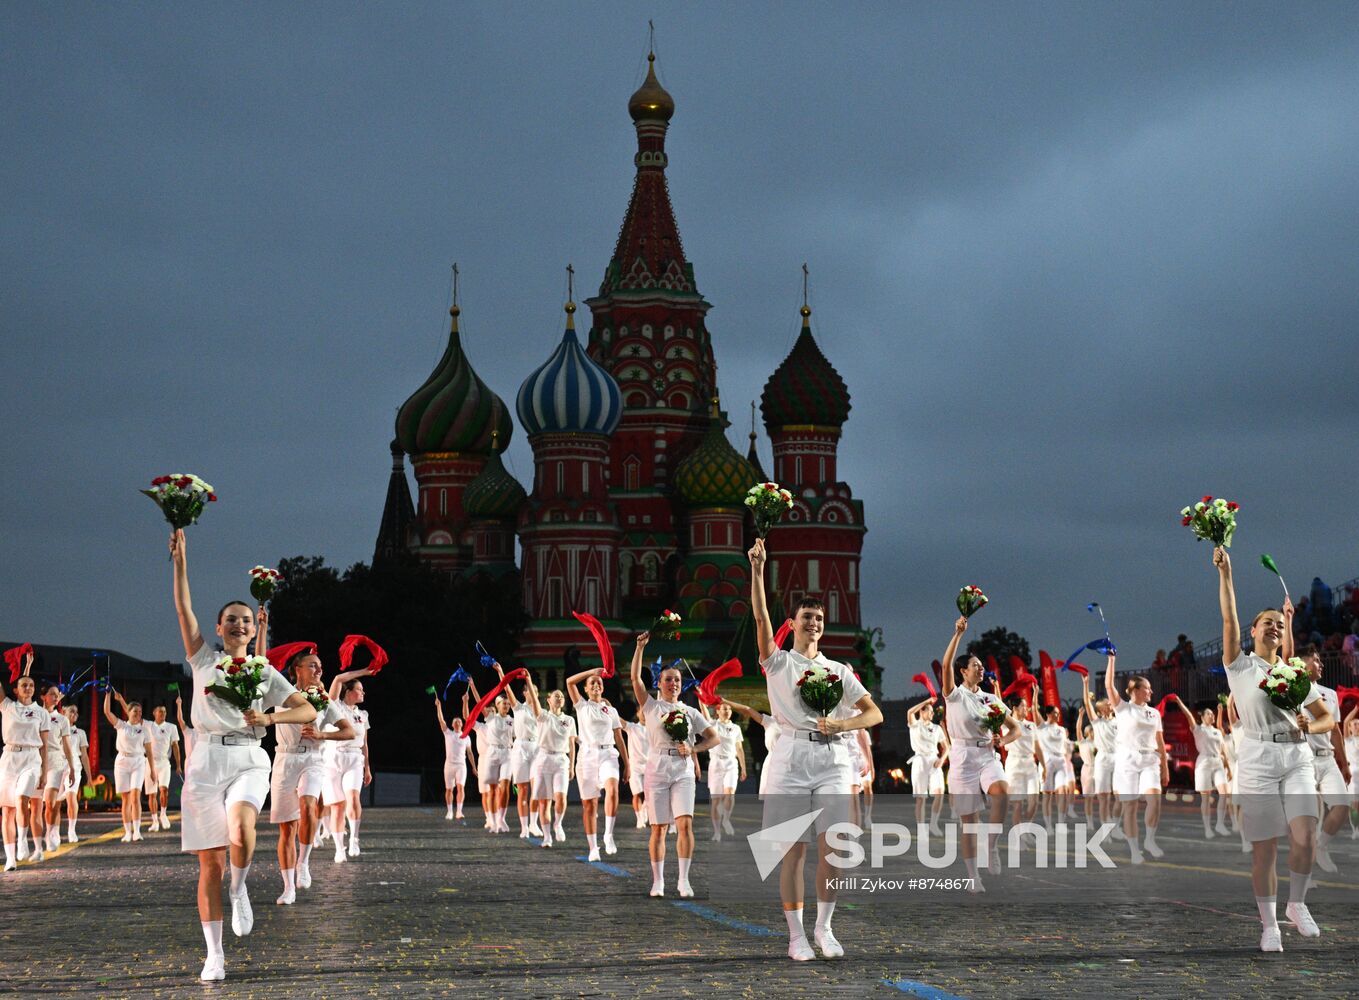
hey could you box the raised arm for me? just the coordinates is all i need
[1105,653,1122,709]
[1081,672,1096,720]
[566,666,601,706]
[175,693,190,733]
[435,696,449,733]
[102,689,122,728]
[939,616,968,697]
[1215,547,1241,665]
[328,667,373,702]
[169,529,204,659]
[1280,596,1295,663]
[254,606,269,657]
[720,699,763,727]
[629,632,652,708]
[1169,694,1196,728]
[748,539,776,662]
[493,661,519,707]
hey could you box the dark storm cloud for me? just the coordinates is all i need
[3,3,1356,697]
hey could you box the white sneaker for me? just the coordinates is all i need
[1286,903,1320,937]
[17,840,29,859]
[160,812,169,827]
[119,833,131,844]
[1144,838,1164,858]
[348,839,360,857]
[788,937,815,961]
[47,830,60,852]
[588,847,601,862]
[1215,822,1230,836]
[131,831,144,842]
[1129,844,1144,865]
[297,863,311,889]
[722,816,735,836]
[3,858,16,872]
[199,957,226,982]
[603,836,617,855]
[541,831,553,849]
[67,830,78,844]
[529,820,543,837]
[815,927,844,958]
[1203,827,1214,839]
[519,828,530,840]
[711,830,722,842]
[678,881,694,898]
[1314,846,1337,873]
[636,814,647,829]
[148,817,160,833]
[230,888,253,936]
[276,888,296,905]
[1259,925,1283,952]
[649,881,664,897]
[333,847,346,864]
[929,823,944,837]
[554,824,566,842]
[445,809,453,820]
[31,847,44,862]
[988,850,1001,875]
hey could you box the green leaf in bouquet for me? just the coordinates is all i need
[204,683,251,710]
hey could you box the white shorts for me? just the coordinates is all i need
[1194,756,1227,792]
[510,741,538,785]
[1235,739,1318,842]
[950,745,1008,815]
[443,759,467,790]
[114,754,147,794]
[1093,754,1116,794]
[60,765,83,797]
[143,756,172,793]
[269,750,328,824]
[1005,764,1040,797]
[180,741,270,852]
[577,748,620,801]
[1349,769,1359,800]
[322,752,364,804]
[707,756,739,795]
[43,763,69,793]
[530,750,570,800]
[760,735,854,839]
[1079,762,1094,795]
[847,749,866,788]
[1114,749,1162,798]
[910,756,940,796]
[1043,761,1074,792]
[479,748,511,790]
[628,763,647,797]
[0,747,42,807]
[645,765,697,826]
[1314,755,1349,810]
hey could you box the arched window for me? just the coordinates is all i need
[440,489,447,516]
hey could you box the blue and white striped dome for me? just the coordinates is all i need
[517,304,623,438]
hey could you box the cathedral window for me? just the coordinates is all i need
[807,559,820,592]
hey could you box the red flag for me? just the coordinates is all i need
[911,672,938,699]
[571,611,616,678]
[1039,650,1060,709]
[338,635,389,676]
[986,654,1000,676]
[4,643,33,683]
[1066,662,1089,678]
[265,642,316,673]
[462,667,528,732]
[1154,694,1175,717]
[697,658,743,706]
[1337,685,1359,710]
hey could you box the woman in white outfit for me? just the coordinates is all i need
[1036,704,1072,830]
[2,656,49,870]
[750,538,882,960]
[568,667,630,860]
[1081,674,1121,836]
[323,667,372,860]
[629,632,718,898]
[142,705,182,833]
[170,529,315,981]
[723,699,783,800]
[1213,546,1333,952]
[103,689,156,842]
[39,683,77,853]
[469,676,515,834]
[1002,691,1041,835]
[502,666,541,838]
[60,704,92,843]
[906,698,948,835]
[1289,642,1352,875]
[1104,654,1167,863]
[622,708,650,828]
[528,685,575,847]
[267,642,355,904]
[1168,696,1230,839]
[435,694,475,820]
[697,700,745,842]
[939,615,1019,893]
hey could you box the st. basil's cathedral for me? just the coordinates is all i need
[374,51,872,688]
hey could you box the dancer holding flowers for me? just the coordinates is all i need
[750,537,882,959]
[629,632,718,898]
[1,653,48,870]
[1212,545,1333,951]
[103,688,156,842]
[567,665,630,859]
[435,694,475,820]
[940,614,1018,892]
[169,529,316,981]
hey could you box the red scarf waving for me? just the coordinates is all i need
[339,635,389,676]
[463,668,529,731]
[911,672,938,699]
[697,658,743,706]
[571,611,616,678]
[4,643,33,684]
[265,642,317,673]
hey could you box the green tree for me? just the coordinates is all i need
[965,626,1032,679]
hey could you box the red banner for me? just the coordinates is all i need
[697,658,742,706]
[462,668,529,732]
[1039,650,1060,710]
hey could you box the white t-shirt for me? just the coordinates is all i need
[1192,724,1225,760]
[945,684,1006,744]
[443,728,472,763]
[277,697,346,752]
[71,726,89,766]
[1091,716,1117,754]
[641,696,708,756]
[761,648,869,733]
[44,711,73,763]
[146,720,179,759]
[334,704,368,753]
[1,700,50,747]
[1036,722,1068,761]
[475,714,514,749]
[623,720,649,767]
[187,644,298,737]
[536,711,576,753]
[1225,652,1322,737]
[909,721,945,760]
[1306,682,1339,753]
[512,703,538,742]
[1006,720,1038,767]
[1113,700,1162,754]
[115,720,153,757]
[574,699,622,748]
[1076,736,1095,762]
[708,719,744,760]
[1344,735,1358,767]
[760,713,785,753]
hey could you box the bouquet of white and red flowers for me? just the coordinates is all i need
[142,473,217,530]
[204,654,270,710]
[1180,495,1239,548]
[957,585,989,618]
[650,609,682,641]
[796,663,844,716]
[1258,658,1312,713]
[249,565,283,604]
[303,686,330,714]
[977,701,1007,736]
[745,481,794,538]
[662,709,690,743]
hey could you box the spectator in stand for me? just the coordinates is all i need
[1152,650,1169,673]
[1171,635,1197,672]
[1344,629,1359,675]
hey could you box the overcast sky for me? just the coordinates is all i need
[3,3,1357,698]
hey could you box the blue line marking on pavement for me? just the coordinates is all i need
[573,855,633,877]
[883,978,968,999]
[669,900,779,937]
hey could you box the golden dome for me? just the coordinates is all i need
[628,53,674,123]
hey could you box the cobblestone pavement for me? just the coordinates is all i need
[0,799,1354,999]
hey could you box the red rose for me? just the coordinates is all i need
[828,674,840,682]
[232,657,245,665]
[1181,515,1192,526]
[151,475,169,486]
[1226,502,1239,511]
[208,494,217,502]
[796,679,805,686]
[203,686,212,695]
[1202,495,1213,504]
[227,665,240,675]
[178,477,192,488]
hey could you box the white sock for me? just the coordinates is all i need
[785,907,806,941]
[651,859,664,884]
[519,815,528,834]
[348,818,360,840]
[964,856,979,880]
[678,857,692,884]
[281,868,296,892]
[299,844,313,866]
[604,814,616,838]
[229,862,250,896]
[1289,870,1310,905]
[123,821,132,836]
[1256,896,1278,929]
[586,834,598,852]
[133,818,141,835]
[201,919,224,960]
[67,819,76,835]
[334,831,347,851]
[3,843,15,866]
[815,898,836,932]
[1317,830,1333,852]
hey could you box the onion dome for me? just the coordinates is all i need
[628,51,675,123]
[517,302,623,438]
[675,401,759,507]
[463,432,527,519]
[760,304,851,430]
[396,303,513,456]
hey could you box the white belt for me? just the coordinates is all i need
[207,734,260,747]
[280,746,315,754]
[540,748,568,756]
[794,731,842,744]
[3,744,39,752]
[1243,729,1304,744]
[1313,747,1333,757]
[116,751,146,759]
[589,743,617,751]
[966,738,992,748]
